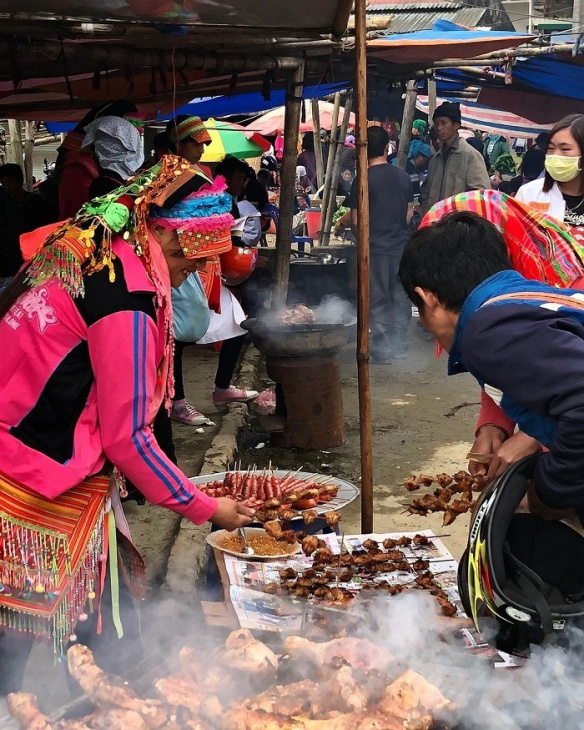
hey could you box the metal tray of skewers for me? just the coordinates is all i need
[190,468,359,521]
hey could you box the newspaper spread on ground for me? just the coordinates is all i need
[221,529,522,667]
[223,530,453,627]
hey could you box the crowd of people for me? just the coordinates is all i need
[349,107,584,644]
[2,94,584,676]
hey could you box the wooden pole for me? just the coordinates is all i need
[321,92,353,246]
[272,62,305,308]
[428,77,437,121]
[23,121,34,192]
[318,92,341,246]
[312,99,325,190]
[7,120,22,166]
[355,0,374,534]
[396,79,418,171]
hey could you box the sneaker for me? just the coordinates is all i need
[213,386,259,406]
[171,399,214,426]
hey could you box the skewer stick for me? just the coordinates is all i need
[336,533,345,589]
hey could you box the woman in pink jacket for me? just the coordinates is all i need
[0,155,253,690]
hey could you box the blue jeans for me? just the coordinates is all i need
[369,253,411,359]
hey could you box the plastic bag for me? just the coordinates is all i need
[171,272,211,342]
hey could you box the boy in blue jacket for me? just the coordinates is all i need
[399,211,584,524]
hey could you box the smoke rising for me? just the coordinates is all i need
[357,591,584,730]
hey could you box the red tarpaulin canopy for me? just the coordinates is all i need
[249,99,355,135]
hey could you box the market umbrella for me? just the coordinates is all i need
[249,100,356,136]
[201,118,270,162]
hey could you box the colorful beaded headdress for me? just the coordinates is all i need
[149,176,233,259]
[167,116,212,146]
[25,155,208,298]
[24,155,224,409]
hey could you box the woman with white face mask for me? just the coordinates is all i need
[516,114,584,225]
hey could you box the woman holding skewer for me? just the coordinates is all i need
[0,156,254,692]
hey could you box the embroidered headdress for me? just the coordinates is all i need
[24,155,234,406]
[25,155,230,297]
[167,116,212,147]
[149,175,233,259]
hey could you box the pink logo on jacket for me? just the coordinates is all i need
[11,287,59,334]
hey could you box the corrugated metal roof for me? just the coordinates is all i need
[375,7,486,32]
[368,0,461,7]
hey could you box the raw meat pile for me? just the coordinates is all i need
[403,471,487,526]
[8,630,456,729]
[197,470,339,518]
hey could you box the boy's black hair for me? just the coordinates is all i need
[398,212,512,313]
[0,163,24,184]
[367,126,390,158]
[215,155,250,179]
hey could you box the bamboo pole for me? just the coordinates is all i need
[312,99,325,190]
[7,120,22,166]
[318,92,341,246]
[272,62,305,308]
[354,0,374,534]
[428,77,437,121]
[34,134,60,146]
[396,80,418,171]
[23,121,34,192]
[321,92,353,246]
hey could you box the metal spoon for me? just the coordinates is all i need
[238,527,255,556]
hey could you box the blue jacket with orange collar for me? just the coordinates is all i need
[449,270,584,519]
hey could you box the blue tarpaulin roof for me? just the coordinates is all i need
[368,20,534,64]
[46,81,350,133]
[423,55,584,122]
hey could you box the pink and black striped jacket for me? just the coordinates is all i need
[0,238,217,525]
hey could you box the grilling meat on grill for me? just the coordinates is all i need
[180,629,278,696]
[277,304,316,326]
[285,636,393,673]
[3,693,91,730]
[5,693,150,730]
[67,645,174,729]
[6,694,52,730]
[90,709,150,730]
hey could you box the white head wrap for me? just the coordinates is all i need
[82,115,144,179]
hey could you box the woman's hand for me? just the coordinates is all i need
[468,425,507,477]
[485,431,542,483]
[210,497,255,531]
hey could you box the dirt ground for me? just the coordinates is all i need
[238,317,482,561]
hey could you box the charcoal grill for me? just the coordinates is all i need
[240,317,356,358]
[241,317,355,449]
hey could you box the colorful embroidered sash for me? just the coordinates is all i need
[0,471,109,654]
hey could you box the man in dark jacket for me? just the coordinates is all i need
[421,102,490,214]
[399,211,584,523]
[350,126,414,362]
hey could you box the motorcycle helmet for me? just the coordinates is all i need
[219,245,258,286]
[458,454,584,656]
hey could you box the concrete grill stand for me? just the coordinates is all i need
[241,318,355,449]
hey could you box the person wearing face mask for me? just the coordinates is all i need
[516,115,584,226]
